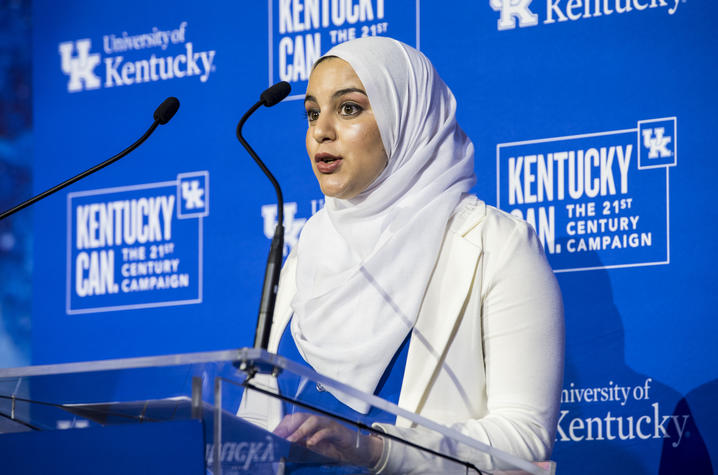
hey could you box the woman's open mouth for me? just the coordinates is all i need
[315,153,342,173]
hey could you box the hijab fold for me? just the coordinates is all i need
[291,37,476,413]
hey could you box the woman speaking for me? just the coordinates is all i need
[241,36,564,473]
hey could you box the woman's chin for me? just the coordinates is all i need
[319,182,354,200]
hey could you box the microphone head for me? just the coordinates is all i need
[154,97,180,124]
[260,82,291,107]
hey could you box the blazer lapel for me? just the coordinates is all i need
[398,203,486,419]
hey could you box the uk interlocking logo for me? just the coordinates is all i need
[182,182,204,208]
[58,39,101,92]
[643,129,671,158]
[178,172,209,218]
[488,0,681,31]
[489,0,538,30]
[58,21,216,93]
[261,200,324,256]
[638,118,676,169]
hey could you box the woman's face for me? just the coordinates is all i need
[304,58,388,200]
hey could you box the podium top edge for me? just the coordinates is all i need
[0,347,268,378]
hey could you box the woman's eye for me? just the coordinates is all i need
[305,109,319,122]
[340,103,362,117]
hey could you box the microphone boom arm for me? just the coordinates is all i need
[0,122,158,221]
[236,82,290,350]
[0,96,180,221]
[236,101,285,226]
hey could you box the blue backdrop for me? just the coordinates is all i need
[0,0,32,368]
[10,0,718,473]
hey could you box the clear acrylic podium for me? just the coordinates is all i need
[0,348,555,474]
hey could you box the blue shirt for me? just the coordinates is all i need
[277,320,411,426]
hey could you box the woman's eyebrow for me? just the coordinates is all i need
[304,87,367,104]
[333,87,367,98]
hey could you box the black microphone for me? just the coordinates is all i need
[154,96,180,124]
[0,97,180,221]
[260,81,291,107]
[236,81,291,350]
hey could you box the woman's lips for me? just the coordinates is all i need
[315,153,342,174]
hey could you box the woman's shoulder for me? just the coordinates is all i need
[451,194,538,248]
[453,196,554,294]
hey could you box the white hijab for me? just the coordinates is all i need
[290,37,476,413]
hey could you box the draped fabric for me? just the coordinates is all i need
[291,37,476,413]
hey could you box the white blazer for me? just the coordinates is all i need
[239,197,564,473]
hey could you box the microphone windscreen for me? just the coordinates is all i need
[260,82,291,107]
[154,97,180,124]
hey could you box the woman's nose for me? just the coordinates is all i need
[312,114,336,143]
